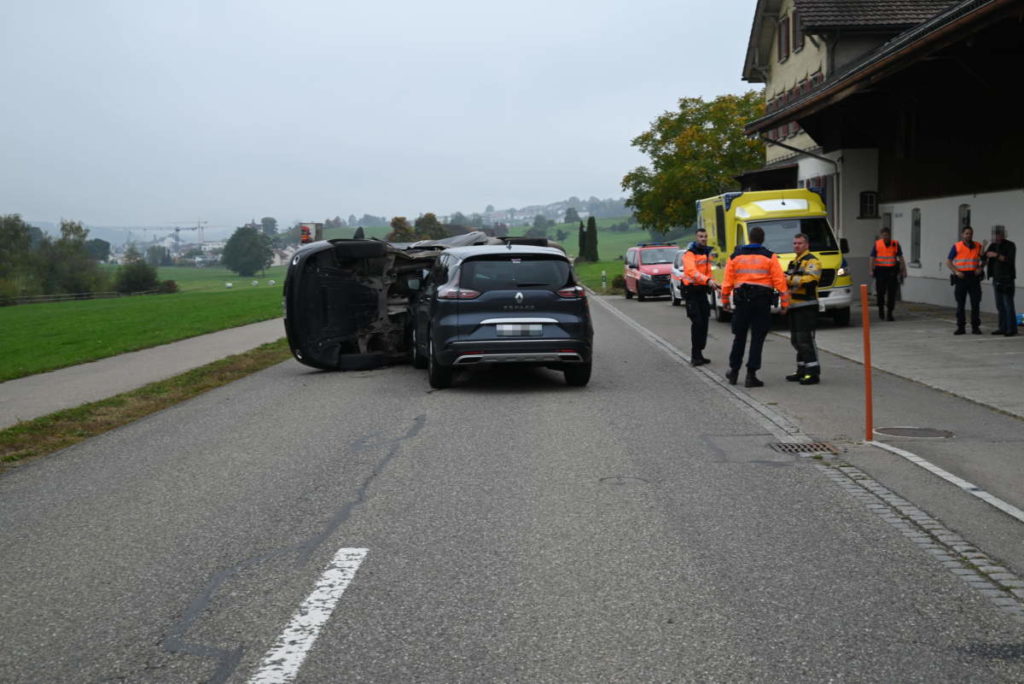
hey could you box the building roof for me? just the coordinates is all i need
[795,0,958,31]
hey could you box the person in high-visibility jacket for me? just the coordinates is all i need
[869,227,907,321]
[785,233,822,385]
[946,225,986,334]
[721,226,789,387]
[682,228,720,366]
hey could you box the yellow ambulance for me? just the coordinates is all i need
[696,189,853,325]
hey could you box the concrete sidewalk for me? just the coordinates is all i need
[0,319,287,429]
[801,299,1024,420]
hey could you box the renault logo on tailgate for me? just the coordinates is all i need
[515,292,524,304]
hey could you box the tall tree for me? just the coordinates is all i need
[84,238,111,262]
[353,226,365,239]
[222,226,273,276]
[577,221,588,262]
[585,216,599,261]
[564,207,580,224]
[260,217,278,236]
[622,91,764,233]
[114,244,158,293]
[387,217,415,242]
[414,213,447,240]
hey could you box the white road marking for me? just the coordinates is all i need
[248,547,368,684]
[869,440,1024,524]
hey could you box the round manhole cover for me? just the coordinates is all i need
[875,426,955,439]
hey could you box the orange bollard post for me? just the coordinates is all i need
[860,284,873,441]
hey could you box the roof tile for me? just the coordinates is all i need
[795,0,958,30]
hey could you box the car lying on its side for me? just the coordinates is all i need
[409,244,593,388]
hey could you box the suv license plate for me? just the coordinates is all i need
[497,324,542,337]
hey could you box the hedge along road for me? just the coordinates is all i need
[1,298,1022,683]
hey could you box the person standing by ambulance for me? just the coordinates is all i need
[986,225,1017,336]
[785,233,823,385]
[721,226,789,388]
[869,227,907,321]
[682,228,720,366]
[946,226,985,335]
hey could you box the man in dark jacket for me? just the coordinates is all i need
[986,225,1017,337]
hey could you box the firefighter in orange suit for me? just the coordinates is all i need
[721,225,789,388]
[869,227,907,321]
[946,225,986,334]
[682,228,720,366]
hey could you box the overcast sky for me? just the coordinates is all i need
[1,0,756,236]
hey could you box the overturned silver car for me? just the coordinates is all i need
[283,232,560,371]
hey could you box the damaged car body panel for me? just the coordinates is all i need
[284,231,521,370]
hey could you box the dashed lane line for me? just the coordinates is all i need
[248,547,368,684]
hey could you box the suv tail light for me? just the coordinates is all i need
[437,285,481,299]
[557,285,586,299]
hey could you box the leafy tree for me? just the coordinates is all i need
[585,216,599,261]
[555,229,569,243]
[387,216,415,242]
[577,221,588,262]
[485,204,495,213]
[0,214,35,301]
[222,226,273,276]
[449,212,469,228]
[525,214,552,239]
[353,226,365,239]
[414,213,447,240]
[622,91,764,233]
[564,207,580,224]
[260,217,278,236]
[115,245,159,293]
[348,214,358,226]
[85,238,111,262]
[146,245,172,266]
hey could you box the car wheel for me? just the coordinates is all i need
[427,337,453,389]
[713,295,731,322]
[564,362,592,387]
[411,327,427,369]
[637,292,646,302]
[832,307,851,327]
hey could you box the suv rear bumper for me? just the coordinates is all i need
[442,339,591,366]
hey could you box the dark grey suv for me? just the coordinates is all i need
[410,245,593,388]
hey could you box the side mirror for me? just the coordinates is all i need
[840,238,850,254]
[407,278,422,291]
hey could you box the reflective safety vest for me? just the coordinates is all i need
[787,251,822,304]
[952,241,982,272]
[683,248,714,286]
[721,245,789,309]
[874,239,900,268]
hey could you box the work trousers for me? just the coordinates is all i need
[874,267,899,315]
[685,286,710,357]
[728,288,773,372]
[788,304,820,377]
[993,280,1017,334]
[954,273,982,330]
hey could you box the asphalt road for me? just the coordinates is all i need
[1,299,1022,682]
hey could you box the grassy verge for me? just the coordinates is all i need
[573,260,625,294]
[0,339,292,470]
[0,288,283,382]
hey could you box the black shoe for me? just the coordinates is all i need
[726,368,739,385]
[878,310,885,320]
[991,330,1006,335]
[954,328,966,335]
[785,373,802,382]
[886,313,894,321]
[799,374,820,385]
[691,355,710,367]
[1006,331,1019,337]
[744,371,764,388]
[972,327,982,335]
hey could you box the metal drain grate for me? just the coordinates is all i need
[770,442,839,455]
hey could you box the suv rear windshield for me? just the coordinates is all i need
[461,256,572,292]
[748,217,838,253]
[640,248,678,265]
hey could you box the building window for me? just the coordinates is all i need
[778,15,790,62]
[793,11,804,52]
[958,203,971,236]
[911,208,921,266]
[859,192,879,218]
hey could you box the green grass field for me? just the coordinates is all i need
[0,287,283,382]
[156,264,288,292]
